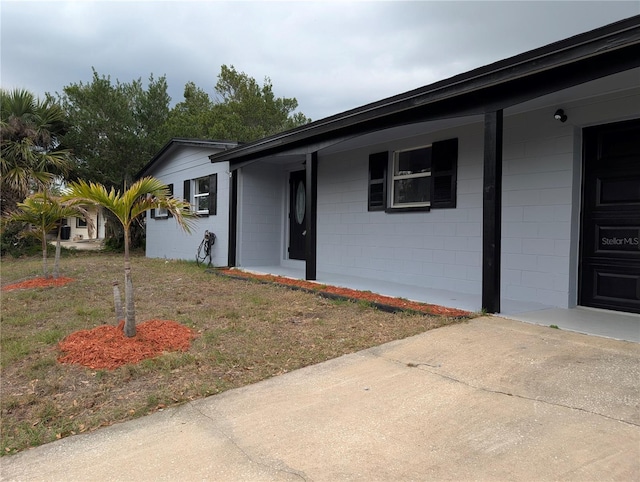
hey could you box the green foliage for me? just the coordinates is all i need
[164,65,311,143]
[58,69,171,190]
[0,220,41,257]
[0,88,72,213]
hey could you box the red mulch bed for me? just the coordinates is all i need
[2,277,75,291]
[220,269,470,317]
[58,319,197,370]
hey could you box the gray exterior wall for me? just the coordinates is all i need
[145,145,230,265]
[317,123,483,295]
[234,82,639,310]
[237,162,284,266]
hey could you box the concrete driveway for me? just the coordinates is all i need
[2,316,638,481]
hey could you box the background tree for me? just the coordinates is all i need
[58,68,171,190]
[3,192,90,278]
[210,65,310,142]
[0,88,72,213]
[58,69,171,249]
[164,65,311,143]
[164,82,216,139]
[65,177,195,337]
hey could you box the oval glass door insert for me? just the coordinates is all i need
[295,181,305,224]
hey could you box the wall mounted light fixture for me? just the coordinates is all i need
[554,109,568,123]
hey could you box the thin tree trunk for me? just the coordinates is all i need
[53,225,62,279]
[112,281,124,325]
[123,226,136,337]
[41,235,48,278]
[41,215,49,278]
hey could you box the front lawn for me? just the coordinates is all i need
[1,253,471,454]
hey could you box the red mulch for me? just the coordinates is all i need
[220,269,470,317]
[2,277,75,291]
[58,319,197,370]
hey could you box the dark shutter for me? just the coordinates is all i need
[368,151,388,211]
[208,174,217,215]
[431,138,458,209]
[167,183,174,218]
[150,209,156,219]
[183,180,191,211]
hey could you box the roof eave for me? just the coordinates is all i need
[209,15,640,165]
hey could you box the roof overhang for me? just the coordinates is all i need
[209,15,640,167]
[137,138,239,178]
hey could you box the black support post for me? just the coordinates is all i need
[482,110,503,313]
[305,152,318,280]
[227,169,238,268]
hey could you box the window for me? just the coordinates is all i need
[184,174,217,216]
[76,217,87,228]
[392,146,432,208]
[368,138,457,212]
[151,183,173,219]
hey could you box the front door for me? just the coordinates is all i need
[289,170,306,260]
[579,119,640,314]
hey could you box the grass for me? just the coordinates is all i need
[0,252,472,455]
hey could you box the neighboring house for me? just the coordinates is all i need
[208,16,640,315]
[138,138,239,263]
[63,206,106,241]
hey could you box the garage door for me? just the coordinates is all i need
[579,119,640,314]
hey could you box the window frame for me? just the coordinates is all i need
[183,174,217,217]
[193,176,210,214]
[151,183,173,219]
[390,144,433,210]
[368,137,458,213]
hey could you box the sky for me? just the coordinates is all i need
[1,1,638,121]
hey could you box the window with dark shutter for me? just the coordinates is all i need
[385,137,458,212]
[166,184,174,217]
[431,138,457,209]
[153,183,174,219]
[368,151,388,211]
[208,174,217,216]
[183,179,191,212]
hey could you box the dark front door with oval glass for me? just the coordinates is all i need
[289,170,306,260]
[579,119,640,314]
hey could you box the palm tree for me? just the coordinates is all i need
[1,88,72,213]
[3,192,91,278]
[65,177,195,337]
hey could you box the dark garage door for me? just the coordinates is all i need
[580,119,640,314]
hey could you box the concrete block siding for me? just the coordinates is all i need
[317,123,484,296]
[237,163,282,267]
[233,84,638,310]
[145,146,230,265]
[314,88,640,309]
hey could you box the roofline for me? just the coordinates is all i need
[137,138,239,178]
[209,14,640,164]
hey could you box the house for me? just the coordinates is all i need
[62,206,106,241]
[138,138,238,263]
[207,16,640,318]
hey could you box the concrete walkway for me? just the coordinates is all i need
[2,316,638,481]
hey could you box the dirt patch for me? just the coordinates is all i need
[2,277,75,292]
[220,269,470,317]
[58,320,197,370]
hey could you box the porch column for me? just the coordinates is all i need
[305,151,318,280]
[227,169,238,268]
[482,110,503,313]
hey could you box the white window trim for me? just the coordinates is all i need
[390,144,432,208]
[194,177,209,215]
